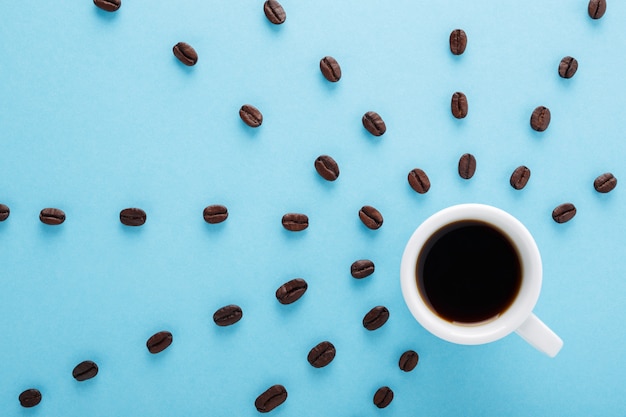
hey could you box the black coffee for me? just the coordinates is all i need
[416,220,522,323]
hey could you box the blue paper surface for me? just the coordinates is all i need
[1,1,625,415]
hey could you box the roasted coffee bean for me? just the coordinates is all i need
[362,111,386,136]
[72,360,99,381]
[449,29,467,55]
[40,208,65,225]
[213,304,243,326]
[314,155,340,181]
[458,153,476,179]
[18,388,41,408]
[510,165,531,190]
[172,42,198,66]
[558,56,578,79]
[146,330,173,354]
[282,213,309,231]
[363,305,389,331]
[359,205,383,230]
[276,278,308,304]
[0,204,9,221]
[351,259,375,279]
[263,0,286,25]
[594,172,617,193]
[255,384,287,413]
[530,106,551,132]
[203,205,228,224]
[451,92,468,119]
[552,203,576,223]
[93,0,121,12]
[319,56,341,82]
[399,350,419,372]
[120,208,146,226]
[239,104,263,128]
[408,168,431,194]
[307,341,336,368]
[588,0,607,19]
[373,386,394,408]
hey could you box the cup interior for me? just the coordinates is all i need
[400,204,542,345]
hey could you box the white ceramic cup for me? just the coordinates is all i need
[400,204,563,357]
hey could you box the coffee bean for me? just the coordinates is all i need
[72,360,99,381]
[363,305,389,331]
[18,388,41,408]
[319,56,341,82]
[351,259,375,279]
[120,208,146,226]
[510,165,531,190]
[398,350,419,372]
[146,330,173,354]
[451,92,468,119]
[0,204,9,221]
[552,203,576,223]
[93,0,121,12]
[458,153,476,179]
[282,213,309,231]
[40,208,65,225]
[362,111,386,137]
[373,386,394,408]
[307,341,336,368]
[213,304,243,326]
[255,384,287,413]
[203,205,228,224]
[239,104,263,128]
[558,56,578,79]
[449,29,467,55]
[275,278,308,304]
[263,0,286,25]
[588,0,607,19]
[172,42,198,66]
[408,168,431,194]
[530,106,551,132]
[314,155,340,181]
[594,172,617,193]
[359,205,383,230]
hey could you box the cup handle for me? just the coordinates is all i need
[515,313,563,357]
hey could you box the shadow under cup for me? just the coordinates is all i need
[400,204,542,346]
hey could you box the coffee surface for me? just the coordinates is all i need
[417,221,522,323]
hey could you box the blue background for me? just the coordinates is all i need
[1,0,625,415]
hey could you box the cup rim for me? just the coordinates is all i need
[400,203,542,345]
